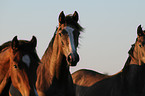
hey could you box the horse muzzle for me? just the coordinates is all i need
[67,52,79,66]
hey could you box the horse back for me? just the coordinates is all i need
[72,69,109,87]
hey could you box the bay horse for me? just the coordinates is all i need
[0,36,40,96]
[36,11,83,96]
[72,25,145,96]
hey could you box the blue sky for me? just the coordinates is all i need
[0,0,145,74]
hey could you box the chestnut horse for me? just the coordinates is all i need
[72,25,145,96]
[0,36,40,96]
[36,11,83,96]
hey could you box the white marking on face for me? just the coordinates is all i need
[65,26,74,33]
[22,55,30,68]
[34,87,38,96]
[64,26,76,53]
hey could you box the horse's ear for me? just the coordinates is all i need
[137,25,143,36]
[12,36,19,50]
[73,11,79,22]
[29,36,37,50]
[59,11,65,24]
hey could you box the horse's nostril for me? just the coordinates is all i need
[68,54,72,63]
[67,53,79,66]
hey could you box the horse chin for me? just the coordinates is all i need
[67,60,77,66]
[71,61,78,66]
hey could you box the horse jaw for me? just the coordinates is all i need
[141,57,145,64]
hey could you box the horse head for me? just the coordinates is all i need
[130,25,145,65]
[9,36,39,96]
[56,11,83,66]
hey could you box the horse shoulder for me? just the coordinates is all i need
[36,64,52,93]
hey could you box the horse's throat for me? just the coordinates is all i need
[55,58,68,80]
[55,57,69,80]
[49,50,64,79]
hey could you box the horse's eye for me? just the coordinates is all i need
[59,28,62,30]
[14,65,18,68]
[139,44,142,47]
[61,41,64,45]
[59,33,61,36]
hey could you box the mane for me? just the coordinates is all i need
[0,40,40,62]
[0,41,12,52]
[123,44,135,68]
[0,40,29,51]
[31,49,41,63]
[120,43,135,78]
[65,15,84,32]
[41,33,56,64]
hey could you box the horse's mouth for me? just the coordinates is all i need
[71,61,79,66]
[67,60,78,66]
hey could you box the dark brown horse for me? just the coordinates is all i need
[36,11,83,96]
[0,36,40,96]
[72,25,145,96]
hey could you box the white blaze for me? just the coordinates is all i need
[64,26,75,53]
[34,87,38,96]
[22,55,30,68]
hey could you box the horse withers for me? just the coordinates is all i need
[72,25,145,96]
[0,36,40,96]
[36,11,83,96]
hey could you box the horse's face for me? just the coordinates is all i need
[57,11,80,66]
[135,37,145,64]
[10,36,38,96]
[133,25,145,64]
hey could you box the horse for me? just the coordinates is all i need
[0,36,40,96]
[36,11,83,96]
[72,25,145,96]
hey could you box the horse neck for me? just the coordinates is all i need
[122,46,141,78]
[41,35,68,79]
[124,58,142,94]
[129,42,144,66]
[0,48,11,70]
[121,54,143,94]
[0,48,11,83]
[0,48,11,65]
[122,43,140,72]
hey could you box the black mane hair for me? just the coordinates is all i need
[65,15,84,32]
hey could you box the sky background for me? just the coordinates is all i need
[0,0,145,75]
